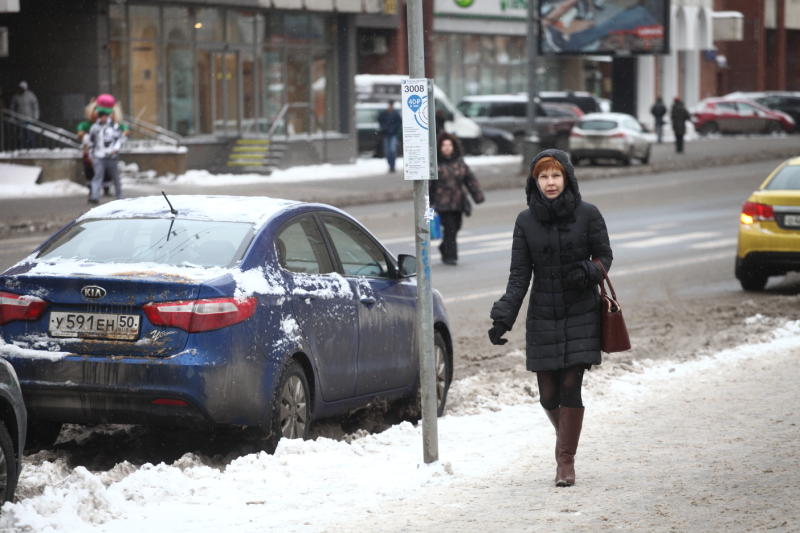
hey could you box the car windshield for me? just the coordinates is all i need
[356,108,381,124]
[37,218,254,267]
[578,119,617,131]
[457,101,490,118]
[765,166,800,191]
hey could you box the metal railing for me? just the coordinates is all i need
[0,109,81,151]
[122,115,183,147]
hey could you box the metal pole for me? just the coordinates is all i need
[406,0,438,464]
[525,0,540,168]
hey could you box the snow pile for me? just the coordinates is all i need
[0,318,796,531]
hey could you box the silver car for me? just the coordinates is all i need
[569,112,652,166]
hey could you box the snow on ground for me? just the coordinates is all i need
[1,317,798,533]
[0,155,519,199]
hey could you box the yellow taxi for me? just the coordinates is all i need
[736,156,800,291]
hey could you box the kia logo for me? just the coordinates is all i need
[81,285,107,299]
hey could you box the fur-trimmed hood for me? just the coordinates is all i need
[525,149,581,223]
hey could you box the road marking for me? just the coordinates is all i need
[381,230,512,246]
[689,238,737,250]
[620,231,721,249]
[610,230,657,241]
[442,250,731,304]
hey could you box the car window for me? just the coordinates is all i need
[321,215,390,278]
[36,218,252,267]
[716,102,737,112]
[578,119,617,131]
[458,101,490,118]
[356,107,380,125]
[275,216,334,274]
[736,102,758,114]
[489,102,526,117]
[765,165,800,191]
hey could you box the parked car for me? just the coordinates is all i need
[725,91,800,132]
[735,157,800,291]
[355,101,403,157]
[0,359,25,502]
[569,112,652,166]
[456,94,578,151]
[476,125,517,155]
[538,91,604,114]
[0,196,453,452]
[692,97,795,135]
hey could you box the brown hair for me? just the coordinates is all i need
[532,156,565,178]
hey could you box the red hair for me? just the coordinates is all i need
[532,156,565,178]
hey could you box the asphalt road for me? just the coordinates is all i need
[3,156,799,331]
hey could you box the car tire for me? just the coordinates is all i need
[263,359,311,453]
[640,146,651,165]
[699,121,719,135]
[396,331,452,421]
[0,421,19,503]
[25,420,62,452]
[738,271,768,291]
[478,137,499,156]
[766,121,782,134]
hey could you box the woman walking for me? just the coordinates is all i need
[430,133,484,265]
[487,149,612,486]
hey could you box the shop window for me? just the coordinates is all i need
[109,4,127,40]
[130,5,159,40]
[228,10,260,44]
[263,48,285,132]
[287,48,310,135]
[265,13,286,45]
[167,45,194,135]
[194,7,223,42]
[164,7,190,42]
[286,13,310,45]
[109,40,129,115]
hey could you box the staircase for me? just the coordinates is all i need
[224,138,287,174]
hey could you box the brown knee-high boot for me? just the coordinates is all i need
[555,407,584,487]
[544,407,559,462]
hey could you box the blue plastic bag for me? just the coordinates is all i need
[430,212,442,240]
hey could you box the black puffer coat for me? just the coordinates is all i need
[490,149,612,371]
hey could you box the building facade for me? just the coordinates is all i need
[0,0,393,168]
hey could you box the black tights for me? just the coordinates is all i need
[537,366,585,410]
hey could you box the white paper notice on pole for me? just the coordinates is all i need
[401,78,433,181]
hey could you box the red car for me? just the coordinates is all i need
[692,97,795,135]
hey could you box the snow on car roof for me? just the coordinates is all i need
[77,195,299,227]
[459,94,527,103]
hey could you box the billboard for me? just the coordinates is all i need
[539,0,670,55]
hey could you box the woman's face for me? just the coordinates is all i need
[440,139,454,158]
[536,167,565,199]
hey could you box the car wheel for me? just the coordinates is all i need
[25,420,62,452]
[699,121,719,135]
[396,331,452,421]
[640,146,651,165]
[478,137,499,156]
[263,359,311,453]
[738,271,768,291]
[620,152,631,166]
[766,121,782,134]
[0,421,19,503]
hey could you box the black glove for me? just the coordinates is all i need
[562,264,588,290]
[488,322,509,345]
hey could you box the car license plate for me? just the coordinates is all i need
[49,311,140,340]
[784,214,800,227]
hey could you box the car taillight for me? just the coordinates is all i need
[0,291,49,325]
[610,132,626,138]
[570,130,584,137]
[143,297,256,333]
[740,201,775,225]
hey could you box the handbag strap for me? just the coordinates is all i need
[592,258,618,301]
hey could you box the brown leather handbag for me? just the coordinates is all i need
[593,260,631,353]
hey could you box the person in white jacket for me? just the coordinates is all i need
[83,106,127,204]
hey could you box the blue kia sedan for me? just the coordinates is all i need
[0,196,452,451]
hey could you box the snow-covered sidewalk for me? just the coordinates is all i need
[1,318,798,533]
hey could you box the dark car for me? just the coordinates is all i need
[0,358,26,502]
[725,91,800,133]
[0,196,453,452]
[538,91,604,114]
[457,94,577,152]
[692,97,795,135]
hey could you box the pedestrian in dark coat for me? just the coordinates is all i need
[670,97,691,153]
[9,81,39,148]
[429,133,484,265]
[650,96,666,143]
[487,148,613,487]
[377,101,402,173]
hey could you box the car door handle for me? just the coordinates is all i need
[359,296,376,306]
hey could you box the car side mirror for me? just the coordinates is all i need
[397,254,416,277]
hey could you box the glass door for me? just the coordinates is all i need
[213,51,240,135]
